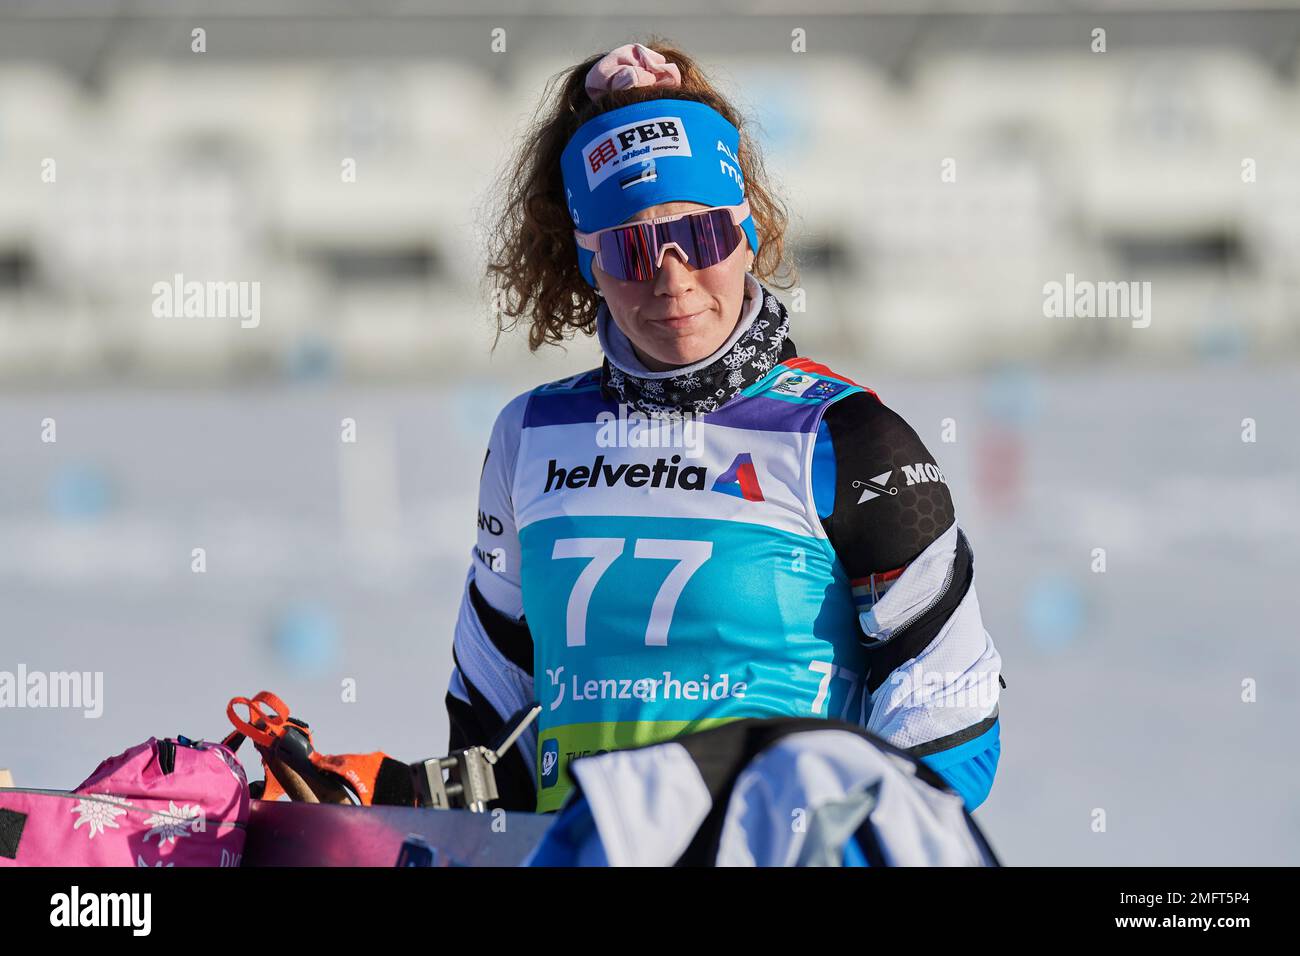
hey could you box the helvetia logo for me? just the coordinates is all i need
[712,453,764,502]
[543,454,707,493]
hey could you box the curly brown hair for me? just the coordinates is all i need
[480,37,797,353]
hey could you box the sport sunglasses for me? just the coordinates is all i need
[574,200,750,282]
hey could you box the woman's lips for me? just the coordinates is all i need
[655,310,705,328]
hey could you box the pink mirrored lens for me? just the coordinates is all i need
[597,209,742,281]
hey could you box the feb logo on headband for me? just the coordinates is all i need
[578,114,693,191]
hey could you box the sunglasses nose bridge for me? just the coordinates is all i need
[654,240,692,270]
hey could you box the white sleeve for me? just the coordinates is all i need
[861,521,1003,752]
[469,389,528,620]
[446,390,537,783]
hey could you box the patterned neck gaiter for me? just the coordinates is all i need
[597,275,796,416]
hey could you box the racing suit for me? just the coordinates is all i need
[446,275,1003,812]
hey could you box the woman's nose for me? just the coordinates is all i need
[654,246,695,291]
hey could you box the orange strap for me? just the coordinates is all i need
[224,691,414,807]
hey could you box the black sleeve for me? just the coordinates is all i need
[819,391,976,692]
[819,390,956,577]
[445,578,538,812]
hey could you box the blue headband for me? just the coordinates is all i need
[560,98,760,287]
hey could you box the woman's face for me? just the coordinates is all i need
[594,201,753,372]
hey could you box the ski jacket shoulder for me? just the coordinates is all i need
[813,385,956,577]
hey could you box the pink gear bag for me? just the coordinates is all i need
[0,736,250,867]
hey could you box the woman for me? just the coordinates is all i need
[446,41,1003,815]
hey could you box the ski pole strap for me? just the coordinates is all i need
[223,691,417,807]
[308,751,416,807]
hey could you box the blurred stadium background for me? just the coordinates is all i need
[1,1,1298,864]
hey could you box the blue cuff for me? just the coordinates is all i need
[918,718,1001,812]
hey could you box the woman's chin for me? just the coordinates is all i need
[641,318,726,364]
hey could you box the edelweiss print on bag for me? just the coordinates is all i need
[599,283,795,416]
[143,802,204,844]
[69,795,132,838]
